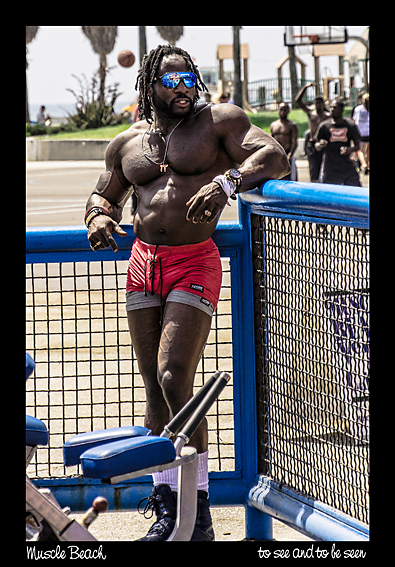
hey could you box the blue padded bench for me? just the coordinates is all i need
[63,426,150,467]
[26,415,49,446]
[80,436,177,480]
[26,353,35,380]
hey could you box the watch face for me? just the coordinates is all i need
[228,169,242,179]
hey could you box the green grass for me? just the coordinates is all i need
[37,123,132,140]
[39,111,309,140]
[29,107,353,141]
[248,107,352,136]
[248,109,309,137]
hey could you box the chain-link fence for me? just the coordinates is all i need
[252,216,369,524]
[26,257,234,479]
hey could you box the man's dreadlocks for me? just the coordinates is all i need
[135,44,208,124]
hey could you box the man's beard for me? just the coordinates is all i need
[152,91,195,119]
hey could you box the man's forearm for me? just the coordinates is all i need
[85,165,133,224]
[86,192,124,224]
[238,145,291,192]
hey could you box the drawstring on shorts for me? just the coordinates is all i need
[144,244,164,325]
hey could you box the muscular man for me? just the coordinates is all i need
[295,82,330,182]
[85,44,289,541]
[270,102,298,181]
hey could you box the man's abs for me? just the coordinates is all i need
[132,165,231,246]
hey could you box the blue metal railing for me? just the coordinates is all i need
[240,180,369,541]
[241,180,369,228]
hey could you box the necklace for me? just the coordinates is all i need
[142,118,184,173]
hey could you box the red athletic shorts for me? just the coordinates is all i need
[126,238,222,317]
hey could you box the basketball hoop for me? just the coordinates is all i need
[292,34,319,44]
[297,44,313,56]
[284,26,347,48]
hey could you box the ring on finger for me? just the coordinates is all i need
[204,209,212,217]
[91,241,102,250]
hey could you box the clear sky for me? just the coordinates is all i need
[26,26,368,112]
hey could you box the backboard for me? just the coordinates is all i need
[284,26,348,47]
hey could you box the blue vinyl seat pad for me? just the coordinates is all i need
[26,353,35,380]
[26,415,49,446]
[63,426,150,467]
[80,435,177,480]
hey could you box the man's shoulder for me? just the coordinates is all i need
[311,110,330,122]
[342,117,356,127]
[104,122,145,167]
[107,122,144,152]
[318,117,334,130]
[208,103,252,137]
[210,102,250,123]
[116,121,146,142]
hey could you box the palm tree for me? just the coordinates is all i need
[139,26,147,66]
[288,45,298,109]
[156,26,183,46]
[82,26,118,103]
[232,26,243,108]
[26,26,39,123]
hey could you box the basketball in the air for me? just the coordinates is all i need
[117,50,135,68]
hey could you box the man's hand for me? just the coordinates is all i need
[186,182,228,224]
[315,139,328,152]
[88,215,127,253]
[340,146,352,156]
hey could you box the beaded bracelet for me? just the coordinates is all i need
[84,207,110,227]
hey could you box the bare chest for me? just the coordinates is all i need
[121,121,220,186]
[271,120,293,138]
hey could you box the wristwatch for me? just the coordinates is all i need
[224,169,242,199]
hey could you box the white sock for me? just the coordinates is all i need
[152,468,178,492]
[197,450,209,493]
[152,450,209,494]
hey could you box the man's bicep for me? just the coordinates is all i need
[223,117,276,164]
[219,111,289,182]
[93,140,132,205]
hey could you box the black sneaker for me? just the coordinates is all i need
[190,490,215,541]
[137,484,177,541]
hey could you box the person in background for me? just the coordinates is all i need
[270,102,298,181]
[219,92,234,104]
[315,100,361,186]
[295,82,330,182]
[352,93,369,174]
[36,105,51,126]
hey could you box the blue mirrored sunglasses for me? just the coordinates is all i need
[155,72,197,89]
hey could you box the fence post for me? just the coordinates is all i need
[245,502,273,540]
[238,197,274,540]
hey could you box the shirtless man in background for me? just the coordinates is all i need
[84,44,289,541]
[270,102,298,180]
[295,82,330,182]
